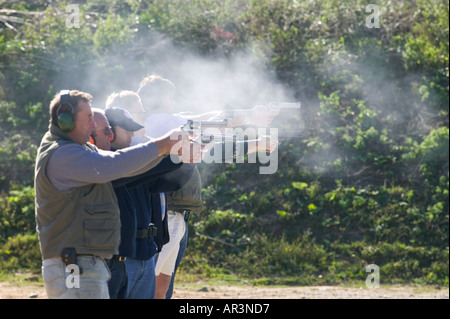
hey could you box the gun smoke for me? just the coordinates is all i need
[74,31,301,174]
[55,26,431,180]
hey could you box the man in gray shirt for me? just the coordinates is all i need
[35,89,197,299]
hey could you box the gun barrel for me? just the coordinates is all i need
[200,133,236,144]
[184,119,229,130]
[199,130,304,144]
[186,119,228,130]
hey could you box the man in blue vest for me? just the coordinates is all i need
[104,106,195,298]
[91,107,192,298]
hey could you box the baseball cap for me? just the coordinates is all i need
[105,107,144,132]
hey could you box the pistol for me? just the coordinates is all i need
[182,119,229,132]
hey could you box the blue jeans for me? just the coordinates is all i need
[42,256,111,299]
[106,257,128,299]
[125,257,156,299]
[165,218,188,299]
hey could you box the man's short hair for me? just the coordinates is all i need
[105,90,143,112]
[137,75,175,113]
[49,90,93,127]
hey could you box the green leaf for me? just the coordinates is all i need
[276,210,287,217]
[292,182,308,190]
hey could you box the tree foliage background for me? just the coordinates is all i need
[0,0,448,285]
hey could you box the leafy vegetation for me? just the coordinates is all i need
[0,0,448,286]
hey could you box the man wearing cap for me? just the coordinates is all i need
[90,108,192,299]
[35,90,196,299]
[105,107,189,299]
[106,107,145,148]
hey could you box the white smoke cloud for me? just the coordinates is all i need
[87,31,296,113]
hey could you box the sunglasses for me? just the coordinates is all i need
[93,126,114,142]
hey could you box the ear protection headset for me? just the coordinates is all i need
[88,127,115,145]
[110,126,116,143]
[57,90,75,133]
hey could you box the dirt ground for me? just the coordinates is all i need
[0,281,448,299]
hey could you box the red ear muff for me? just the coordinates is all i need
[109,127,115,143]
[89,136,95,145]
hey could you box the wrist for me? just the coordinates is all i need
[154,138,171,156]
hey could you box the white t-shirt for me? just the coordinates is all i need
[144,113,187,138]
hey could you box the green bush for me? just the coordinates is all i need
[0,186,36,241]
[0,233,41,273]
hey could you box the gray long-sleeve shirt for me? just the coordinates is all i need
[46,141,162,191]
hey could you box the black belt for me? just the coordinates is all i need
[136,224,158,238]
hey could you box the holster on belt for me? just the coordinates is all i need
[61,247,83,274]
[136,223,158,238]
